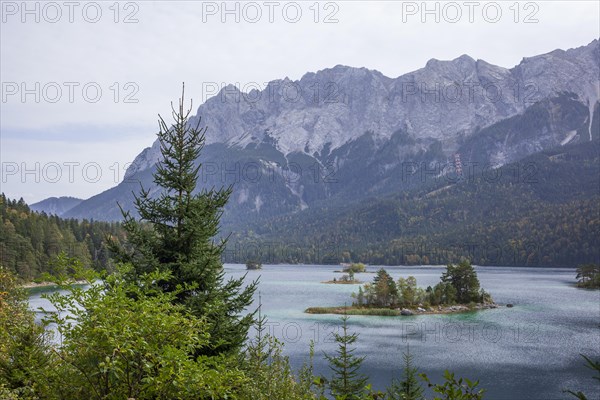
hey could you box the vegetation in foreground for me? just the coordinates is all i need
[308,261,495,316]
[3,261,597,400]
[1,262,493,400]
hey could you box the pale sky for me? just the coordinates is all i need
[1,0,599,203]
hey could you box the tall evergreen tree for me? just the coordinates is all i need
[372,268,399,307]
[324,314,368,399]
[441,260,480,304]
[109,86,258,355]
[387,345,424,400]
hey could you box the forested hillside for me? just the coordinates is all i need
[227,140,600,267]
[0,194,124,281]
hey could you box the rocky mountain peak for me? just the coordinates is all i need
[123,39,599,181]
[424,54,476,73]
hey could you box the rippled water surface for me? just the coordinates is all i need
[29,264,600,399]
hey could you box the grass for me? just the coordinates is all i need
[305,306,404,316]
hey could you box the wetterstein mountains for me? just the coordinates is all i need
[59,40,599,266]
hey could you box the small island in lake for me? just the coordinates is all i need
[334,262,373,274]
[575,264,600,289]
[322,271,361,284]
[307,260,498,316]
[246,261,262,270]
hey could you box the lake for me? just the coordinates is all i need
[28,264,600,399]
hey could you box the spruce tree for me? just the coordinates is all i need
[109,85,258,356]
[441,260,480,304]
[387,345,424,400]
[324,314,368,399]
[372,268,398,307]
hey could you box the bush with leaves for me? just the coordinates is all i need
[344,263,366,274]
[427,282,457,306]
[397,276,426,308]
[42,265,247,400]
[0,266,52,398]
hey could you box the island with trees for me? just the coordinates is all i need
[307,260,498,316]
[323,262,366,284]
[246,260,263,270]
[336,262,368,274]
[575,264,600,289]
[322,271,362,285]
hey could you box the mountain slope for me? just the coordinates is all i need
[227,139,600,267]
[30,196,84,217]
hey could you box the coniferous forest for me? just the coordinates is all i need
[0,194,124,281]
[226,140,600,267]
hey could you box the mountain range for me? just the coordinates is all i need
[32,39,599,266]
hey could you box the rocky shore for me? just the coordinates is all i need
[305,302,501,316]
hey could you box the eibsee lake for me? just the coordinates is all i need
[28,264,600,400]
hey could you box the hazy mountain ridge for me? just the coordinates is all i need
[30,196,83,217]
[124,39,599,177]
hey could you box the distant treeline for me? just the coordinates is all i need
[0,194,124,281]
[225,141,600,267]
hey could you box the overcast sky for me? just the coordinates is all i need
[1,0,599,203]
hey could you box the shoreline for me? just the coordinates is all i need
[20,280,88,289]
[333,270,375,274]
[305,303,500,316]
[223,263,579,270]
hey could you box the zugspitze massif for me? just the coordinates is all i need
[64,39,599,223]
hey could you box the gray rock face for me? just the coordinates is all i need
[124,143,161,180]
[124,40,599,179]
